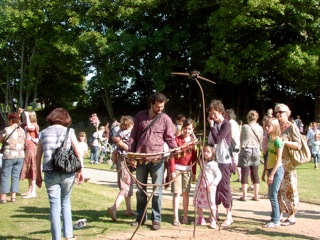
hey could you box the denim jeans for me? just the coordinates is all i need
[44,171,76,240]
[268,166,284,224]
[90,146,99,163]
[136,159,164,223]
[0,158,24,193]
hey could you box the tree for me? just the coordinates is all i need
[0,0,86,123]
[205,0,320,114]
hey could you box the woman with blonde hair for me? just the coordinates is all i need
[275,103,301,226]
[20,111,39,198]
[238,110,263,201]
[262,117,284,228]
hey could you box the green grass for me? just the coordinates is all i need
[0,159,318,240]
[87,157,320,205]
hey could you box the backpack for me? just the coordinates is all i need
[88,135,95,147]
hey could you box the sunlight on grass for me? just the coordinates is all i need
[0,160,318,239]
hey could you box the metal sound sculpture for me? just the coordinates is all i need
[122,71,216,240]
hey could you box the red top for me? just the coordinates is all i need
[169,134,197,175]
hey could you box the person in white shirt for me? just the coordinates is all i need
[225,109,241,182]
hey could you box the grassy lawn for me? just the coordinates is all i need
[0,159,318,239]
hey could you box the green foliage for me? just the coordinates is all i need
[206,0,320,95]
[0,0,319,123]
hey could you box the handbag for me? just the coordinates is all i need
[0,126,18,154]
[51,128,82,173]
[288,126,311,167]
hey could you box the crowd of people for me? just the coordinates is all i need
[0,93,318,239]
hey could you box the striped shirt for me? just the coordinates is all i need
[39,125,75,172]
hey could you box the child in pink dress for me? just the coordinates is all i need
[193,144,222,229]
[77,132,90,182]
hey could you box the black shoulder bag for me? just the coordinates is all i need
[51,128,82,173]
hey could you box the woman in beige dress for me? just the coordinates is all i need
[275,103,301,226]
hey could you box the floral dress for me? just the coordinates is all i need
[278,124,301,215]
[193,159,221,209]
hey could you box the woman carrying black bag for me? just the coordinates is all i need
[36,108,83,240]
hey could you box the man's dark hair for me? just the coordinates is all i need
[148,93,167,105]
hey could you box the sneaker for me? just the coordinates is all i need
[210,221,216,229]
[196,217,206,226]
[73,218,87,229]
[262,222,280,228]
[23,193,36,199]
[130,220,145,227]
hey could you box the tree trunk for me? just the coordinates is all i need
[19,39,25,108]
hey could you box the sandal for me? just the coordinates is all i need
[11,198,16,202]
[182,218,189,224]
[1,200,7,204]
[251,197,260,201]
[238,196,246,201]
[107,207,117,221]
[281,219,296,226]
[124,210,137,216]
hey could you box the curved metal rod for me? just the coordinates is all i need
[192,77,221,235]
[171,72,216,84]
[121,72,217,239]
[122,156,199,240]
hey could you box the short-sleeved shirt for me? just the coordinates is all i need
[39,125,75,172]
[267,136,284,169]
[1,124,25,159]
[129,110,177,153]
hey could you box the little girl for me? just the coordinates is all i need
[107,115,135,221]
[77,132,90,182]
[311,134,320,169]
[262,117,284,228]
[170,118,197,226]
[193,144,222,229]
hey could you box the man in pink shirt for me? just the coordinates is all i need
[129,93,177,230]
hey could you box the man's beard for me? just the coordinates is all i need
[153,109,161,115]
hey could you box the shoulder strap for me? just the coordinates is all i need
[142,113,163,134]
[249,124,260,143]
[3,126,19,145]
[62,128,70,149]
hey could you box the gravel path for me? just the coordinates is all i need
[84,168,320,240]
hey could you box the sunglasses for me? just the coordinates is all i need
[275,111,287,114]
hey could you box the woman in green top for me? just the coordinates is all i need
[262,117,284,228]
